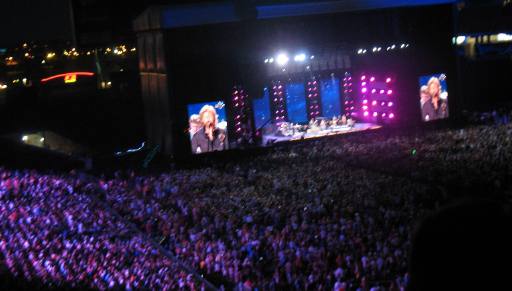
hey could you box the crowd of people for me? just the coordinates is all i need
[1,117,512,290]
[0,169,202,290]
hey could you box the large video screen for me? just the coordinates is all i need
[419,73,449,122]
[187,101,228,154]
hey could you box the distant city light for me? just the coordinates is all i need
[497,33,512,42]
[41,72,94,83]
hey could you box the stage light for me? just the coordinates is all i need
[362,82,367,86]
[372,100,377,106]
[382,113,386,117]
[310,55,315,59]
[389,113,395,118]
[364,111,369,116]
[361,75,366,81]
[381,102,386,106]
[391,44,396,49]
[386,77,392,83]
[377,47,382,52]
[372,47,378,52]
[357,49,364,54]
[363,105,368,110]
[400,43,406,49]
[22,135,28,142]
[371,89,376,94]
[388,102,393,107]
[387,90,393,95]
[264,58,269,63]
[361,88,367,93]
[370,77,375,82]
[373,112,378,117]
[268,58,274,63]
[294,53,306,62]
[380,89,385,94]
[363,99,368,104]
[363,49,367,53]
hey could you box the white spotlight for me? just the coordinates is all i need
[400,43,406,49]
[264,58,269,63]
[372,47,378,52]
[357,49,363,54]
[276,53,289,66]
[362,49,367,54]
[377,47,382,52]
[294,53,306,62]
[22,135,28,142]
[391,44,396,49]
[268,58,274,63]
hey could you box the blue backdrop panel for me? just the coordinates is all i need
[253,88,271,129]
[320,78,342,118]
[285,83,308,123]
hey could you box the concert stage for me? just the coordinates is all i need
[262,122,381,145]
[134,2,456,157]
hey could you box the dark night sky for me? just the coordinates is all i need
[0,0,73,47]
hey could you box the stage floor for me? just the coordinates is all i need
[262,123,381,145]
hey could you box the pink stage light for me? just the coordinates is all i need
[373,112,378,117]
[361,88,368,93]
[372,100,377,106]
[364,111,369,116]
[388,102,393,107]
[371,89,377,94]
[361,75,366,81]
[348,77,352,81]
[387,90,393,95]
[382,113,387,117]
[370,77,375,82]
[389,113,395,118]
[386,77,392,83]
[363,99,368,104]
[381,102,386,106]
[380,89,385,94]
[362,82,367,86]
[345,101,349,104]
[362,105,368,110]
